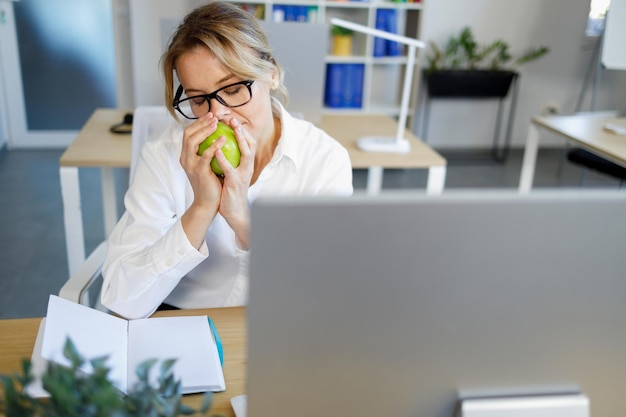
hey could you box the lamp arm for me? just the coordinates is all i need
[330,17,425,49]
[396,45,417,143]
[329,17,425,153]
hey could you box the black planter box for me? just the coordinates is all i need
[425,70,518,98]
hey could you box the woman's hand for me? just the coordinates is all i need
[179,113,223,249]
[215,118,257,249]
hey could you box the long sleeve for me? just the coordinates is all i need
[101,125,207,319]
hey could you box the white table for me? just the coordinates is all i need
[60,109,447,275]
[519,113,626,193]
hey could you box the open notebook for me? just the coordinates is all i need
[28,295,225,396]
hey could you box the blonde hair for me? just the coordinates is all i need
[161,1,288,119]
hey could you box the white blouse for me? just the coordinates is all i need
[101,103,353,319]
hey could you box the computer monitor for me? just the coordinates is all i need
[247,190,626,417]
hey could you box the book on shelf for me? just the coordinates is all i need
[28,295,225,397]
[272,5,317,22]
[384,9,401,56]
[373,9,401,57]
[373,9,387,57]
[325,63,364,109]
[346,64,365,108]
[325,63,344,108]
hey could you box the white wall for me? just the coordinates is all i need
[128,0,207,106]
[113,0,134,109]
[0,4,10,151]
[0,114,7,150]
[413,0,626,149]
[602,0,626,70]
[0,122,7,150]
[0,71,8,150]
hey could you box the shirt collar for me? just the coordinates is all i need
[269,99,302,170]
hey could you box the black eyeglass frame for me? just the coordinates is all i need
[172,80,255,120]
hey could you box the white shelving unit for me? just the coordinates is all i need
[230,0,424,120]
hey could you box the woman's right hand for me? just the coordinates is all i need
[179,113,224,248]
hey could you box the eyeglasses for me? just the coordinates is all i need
[173,80,255,120]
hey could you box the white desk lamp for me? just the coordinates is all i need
[330,17,425,153]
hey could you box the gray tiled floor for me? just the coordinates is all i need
[0,147,621,319]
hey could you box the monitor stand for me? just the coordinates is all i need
[456,393,589,417]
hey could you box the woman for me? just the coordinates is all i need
[101,2,353,319]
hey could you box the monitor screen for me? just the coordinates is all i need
[247,190,626,417]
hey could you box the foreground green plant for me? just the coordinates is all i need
[0,338,215,417]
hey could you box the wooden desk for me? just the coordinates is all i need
[321,114,447,195]
[60,109,447,274]
[519,113,626,192]
[0,307,246,417]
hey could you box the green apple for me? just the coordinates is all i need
[197,122,241,175]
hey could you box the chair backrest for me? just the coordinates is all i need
[130,106,176,183]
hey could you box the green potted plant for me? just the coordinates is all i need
[331,25,354,56]
[424,26,550,98]
[0,338,214,417]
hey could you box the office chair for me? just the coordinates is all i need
[555,110,623,182]
[567,147,626,187]
[59,106,175,310]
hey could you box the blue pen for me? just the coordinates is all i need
[207,316,224,366]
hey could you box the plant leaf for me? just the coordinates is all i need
[135,359,158,382]
[61,338,86,372]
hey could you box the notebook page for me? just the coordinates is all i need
[127,315,225,393]
[41,295,129,393]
